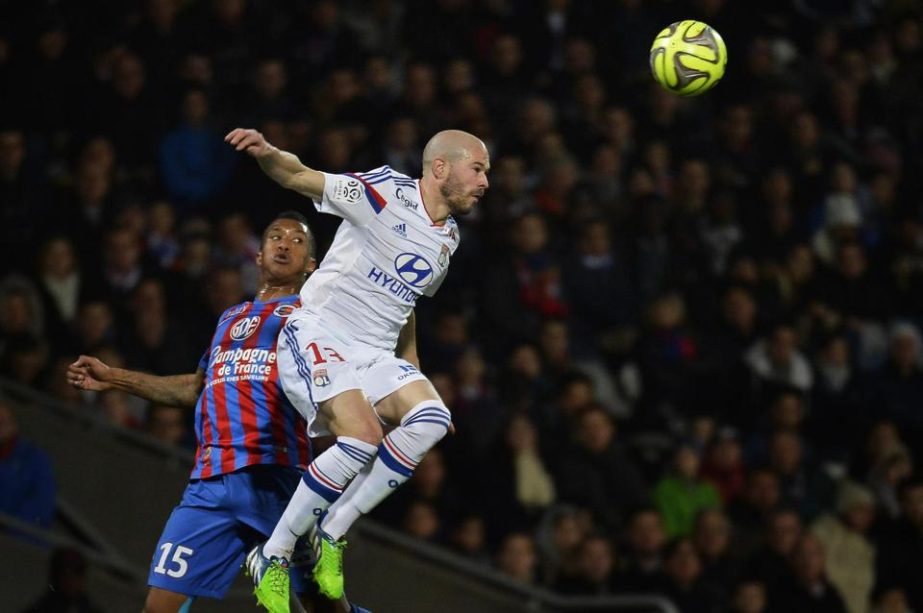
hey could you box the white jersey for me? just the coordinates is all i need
[297,166,460,351]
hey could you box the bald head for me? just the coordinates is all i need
[422,130,487,172]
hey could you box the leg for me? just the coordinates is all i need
[322,379,449,539]
[263,389,381,561]
[142,588,192,613]
[311,380,449,599]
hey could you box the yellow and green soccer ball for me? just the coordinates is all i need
[650,20,727,96]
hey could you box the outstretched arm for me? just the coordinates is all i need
[225,128,326,200]
[67,356,204,409]
[396,310,419,369]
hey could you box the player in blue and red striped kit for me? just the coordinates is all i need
[68,212,378,613]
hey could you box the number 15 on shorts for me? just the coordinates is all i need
[153,542,194,578]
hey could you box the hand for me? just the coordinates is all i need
[67,355,114,392]
[225,128,274,158]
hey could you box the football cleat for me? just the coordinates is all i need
[310,521,348,600]
[245,543,291,613]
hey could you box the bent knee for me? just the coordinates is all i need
[352,420,384,447]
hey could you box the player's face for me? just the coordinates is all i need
[440,148,490,215]
[257,219,315,284]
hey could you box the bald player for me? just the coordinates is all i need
[225,127,489,611]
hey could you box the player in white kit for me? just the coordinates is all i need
[225,127,489,611]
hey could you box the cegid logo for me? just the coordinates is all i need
[230,316,261,340]
[395,187,417,210]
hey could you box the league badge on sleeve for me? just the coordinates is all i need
[333,177,363,203]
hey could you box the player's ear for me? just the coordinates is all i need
[432,158,446,180]
[256,251,263,267]
[305,257,317,274]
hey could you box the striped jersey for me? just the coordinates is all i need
[297,165,460,350]
[191,294,310,480]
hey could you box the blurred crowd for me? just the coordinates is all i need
[3,0,923,611]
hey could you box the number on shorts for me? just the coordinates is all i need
[153,542,194,577]
[306,342,345,365]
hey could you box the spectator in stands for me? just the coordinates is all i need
[729,579,769,613]
[480,414,552,534]
[660,537,717,613]
[495,532,538,585]
[727,468,783,556]
[693,509,739,605]
[701,427,746,504]
[811,480,877,613]
[145,404,190,450]
[160,89,236,210]
[617,507,667,592]
[447,513,490,565]
[654,442,721,538]
[555,534,617,596]
[34,237,83,342]
[534,504,588,587]
[22,547,102,613]
[873,323,923,453]
[876,474,923,612]
[555,405,648,534]
[771,534,847,612]
[0,398,55,532]
[745,322,814,395]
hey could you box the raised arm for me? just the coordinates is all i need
[225,128,326,200]
[395,310,419,369]
[67,356,204,409]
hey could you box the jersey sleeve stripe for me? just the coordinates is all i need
[357,167,390,181]
[345,172,388,214]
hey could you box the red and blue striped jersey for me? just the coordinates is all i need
[190,295,310,480]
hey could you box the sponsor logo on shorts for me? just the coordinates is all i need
[230,315,261,340]
[313,368,331,387]
[334,177,363,203]
[397,364,419,381]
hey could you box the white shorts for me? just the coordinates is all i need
[277,316,427,437]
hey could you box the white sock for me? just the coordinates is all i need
[263,436,376,559]
[321,402,451,540]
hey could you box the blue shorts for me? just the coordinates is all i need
[147,465,314,599]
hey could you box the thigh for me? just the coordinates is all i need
[278,318,363,437]
[147,481,247,599]
[372,370,444,426]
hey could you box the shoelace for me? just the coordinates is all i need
[268,561,288,597]
[333,539,346,574]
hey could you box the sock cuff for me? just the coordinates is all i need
[400,399,451,426]
[335,436,377,463]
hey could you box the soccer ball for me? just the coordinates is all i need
[649,20,727,96]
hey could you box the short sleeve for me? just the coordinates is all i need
[313,167,392,226]
[198,349,209,371]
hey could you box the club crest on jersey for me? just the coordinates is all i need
[273,304,296,317]
[313,368,331,387]
[220,304,248,323]
[439,244,450,267]
[230,315,261,340]
[333,177,363,203]
[394,253,434,288]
